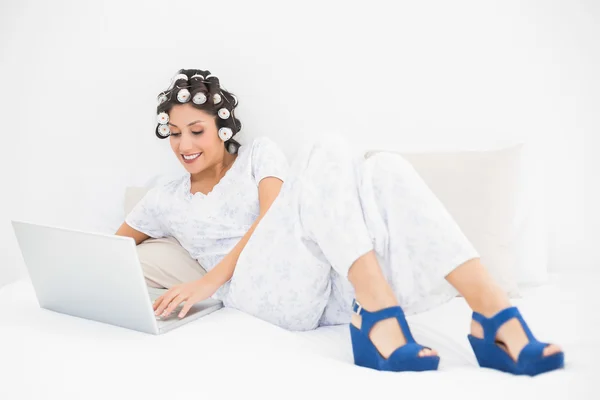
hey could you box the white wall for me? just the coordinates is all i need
[1,0,597,289]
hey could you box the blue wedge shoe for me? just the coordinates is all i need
[468,306,565,376]
[349,299,440,372]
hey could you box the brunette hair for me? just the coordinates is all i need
[155,68,242,154]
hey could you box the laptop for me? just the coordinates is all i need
[11,220,223,335]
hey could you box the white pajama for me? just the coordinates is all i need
[221,134,481,331]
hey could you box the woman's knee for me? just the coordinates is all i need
[364,152,424,192]
[367,152,416,176]
[304,134,364,180]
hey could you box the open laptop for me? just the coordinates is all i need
[11,220,223,335]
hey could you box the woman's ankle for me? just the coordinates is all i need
[354,291,399,311]
[349,250,399,311]
[467,285,511,317]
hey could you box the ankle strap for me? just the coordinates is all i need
[352,299,363,315]
[352,300,415,343]
[472,306,535,343]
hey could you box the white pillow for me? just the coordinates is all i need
[365,144,529,298]
[124,187,153,216]
[507,143,549,286]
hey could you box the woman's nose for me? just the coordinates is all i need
[179,131,195,150]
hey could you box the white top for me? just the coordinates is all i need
[125,136,289,273]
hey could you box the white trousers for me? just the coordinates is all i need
[220,135,481,331]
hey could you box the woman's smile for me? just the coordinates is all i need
[182,152,202,163]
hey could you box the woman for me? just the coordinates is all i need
[116,68,564,375]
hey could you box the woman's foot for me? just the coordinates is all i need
[348,251,437,360]
[470,303,563,361]
[351,307,438,359]
[445,257,562,362]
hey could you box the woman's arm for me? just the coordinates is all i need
[153,138,290,318]
[153,177,285,318]
[115,222,151,245]
[202,176,284,289]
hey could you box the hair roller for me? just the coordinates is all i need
[155,124,171,139]
[169,71,189,90]
[225,140,240,154]
[190,74,209,105]
[205,76,221,104]
[176,88,191,103]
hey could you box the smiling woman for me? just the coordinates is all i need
[114,69,289,320]
[166,103,239,193]
[153,69,244,192]
[114,68,564,377]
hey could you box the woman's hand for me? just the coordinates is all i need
[153,277,219,319]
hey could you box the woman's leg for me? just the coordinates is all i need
[347,250,437,358]
[298,136,436,358]
[137,236,207,289]
[223,164,334,331]
[145,277,164,288]
[354,151,561,361]
[445,258,562,359]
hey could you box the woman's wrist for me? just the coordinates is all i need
[204,258,235,288]
[198,273,222,294]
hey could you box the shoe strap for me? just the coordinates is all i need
[352,299,415,343]
[472,306,536,344]
[518,340,550,365]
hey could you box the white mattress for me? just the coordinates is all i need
[0,271,596,400]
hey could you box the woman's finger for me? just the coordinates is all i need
[152,295,163,311]
[154,288,180,315]
[162,293,188,317]
[177,295,198,319]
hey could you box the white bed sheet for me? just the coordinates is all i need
[0,271,596,400]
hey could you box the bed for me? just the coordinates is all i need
[0,270,594,400]
[2,142,594,398]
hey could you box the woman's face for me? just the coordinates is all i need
[167,103,224,173]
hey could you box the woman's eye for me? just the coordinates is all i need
[169,131,202,137]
